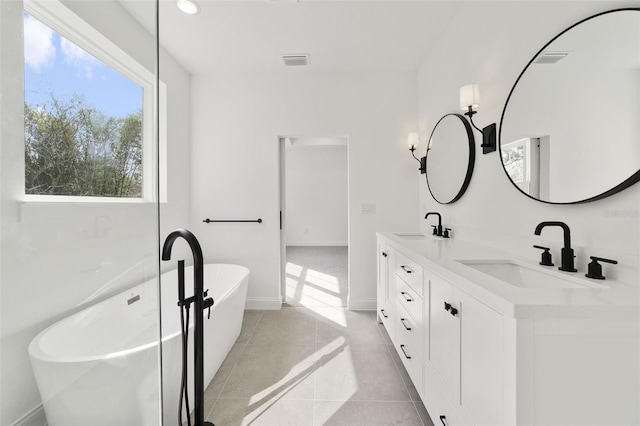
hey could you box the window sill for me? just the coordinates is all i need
[21,194,158,204]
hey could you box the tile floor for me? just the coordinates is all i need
[203,307,434,425]
[285,246,348,307]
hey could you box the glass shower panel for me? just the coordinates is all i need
[0,0,162,425]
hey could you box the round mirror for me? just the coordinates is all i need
[499,8,640,204]
[425,113,475,204]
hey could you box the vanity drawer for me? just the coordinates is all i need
[424,362,465,426]
[396,278,423,328]
[395,304,423,391]
[395,251,423,296]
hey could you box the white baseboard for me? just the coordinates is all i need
[286,242,348,247]
[245,297,282,310]
[348,297,376,311]
[12,405,46,426]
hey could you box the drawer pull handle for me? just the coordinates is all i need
[382,252,388,257]
[439,415,447,426]
[400,344,411,359]
[380,309,388,318]
[400,265,413,274]
[444,301,451,311]
[400,318,412,330]
[401,292,413,302]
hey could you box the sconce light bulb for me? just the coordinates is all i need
[408,132,420,150]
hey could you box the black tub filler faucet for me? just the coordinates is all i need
[162,229,215,426]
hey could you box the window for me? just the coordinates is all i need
[502,137,541,197]
[23,0,162,202]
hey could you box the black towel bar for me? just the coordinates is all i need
[203,218,262,224]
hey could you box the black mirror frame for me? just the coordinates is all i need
[425,113,476,204]
[498,8,640,205]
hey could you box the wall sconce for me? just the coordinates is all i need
[408,132,426,174]
[459,84,496,154]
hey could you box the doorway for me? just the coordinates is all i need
[278,136,349,308]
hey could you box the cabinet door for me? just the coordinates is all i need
[377,242,388,318]
[377,243,395,341]
[429,275,459,401]
[457,289,504,425]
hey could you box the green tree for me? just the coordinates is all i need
[24,94,143,197]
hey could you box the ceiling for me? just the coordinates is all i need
[119,0,464,75]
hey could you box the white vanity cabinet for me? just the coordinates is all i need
[376,233,639,426]
[377,241,395,340]
[425,272,506,426]
[377,243,507,425]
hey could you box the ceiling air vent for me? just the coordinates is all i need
[282,54,310,67]
[533,51,569,64]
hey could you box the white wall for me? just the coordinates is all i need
[0,1,191,424]
[417,1,640,284]
[190,71,419,310]
[285,145,348,246]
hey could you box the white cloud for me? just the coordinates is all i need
[60,36,101,80]
[24,14,56,71]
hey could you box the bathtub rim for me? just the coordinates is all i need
[28,263,250,364]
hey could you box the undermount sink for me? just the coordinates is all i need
[394,233,439,240]
[457,259,608,290]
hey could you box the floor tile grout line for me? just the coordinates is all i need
[214,396,316,401]
[206,310,262,421]
[312,398,417,403]
[205,341,248,421]
[243,309,265,346]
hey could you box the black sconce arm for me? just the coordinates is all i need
[466,110,483,134]
[410,146,421,163]
[464,106,496,154]
[410,146,427,174]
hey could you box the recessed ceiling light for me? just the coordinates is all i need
[177,0,200,15]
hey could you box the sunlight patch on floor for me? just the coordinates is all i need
[315,337,358,398]
[286,262,344,308]
[286,262,303,277]
[305,305,347,327]
[286,277,342,307]
[305,268,340,291]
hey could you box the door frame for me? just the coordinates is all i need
[277,135,350,306]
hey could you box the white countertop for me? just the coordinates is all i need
[377,232,640,319]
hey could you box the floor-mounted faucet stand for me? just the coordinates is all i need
[162,229,215,426]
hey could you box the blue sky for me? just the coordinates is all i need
[24,13,142,118]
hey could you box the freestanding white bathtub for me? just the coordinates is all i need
[28,263,249,426]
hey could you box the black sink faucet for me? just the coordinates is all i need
[425,212,443,237]
[534,221,577,272]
